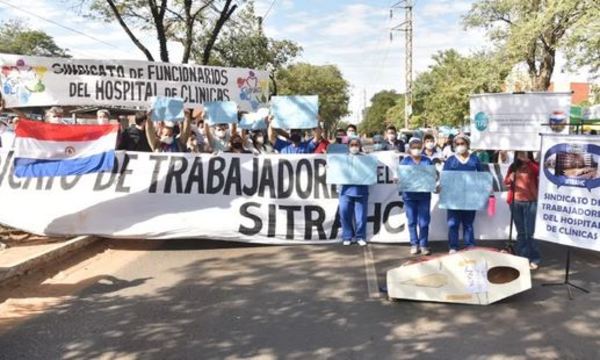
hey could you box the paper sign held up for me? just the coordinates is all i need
[398,165,437,193]
[151,96,184,122]
[204,101,238,125]
[326,154,378,185]
[271,95,318,129]
[439,171,493,210]
[239,108,269,130]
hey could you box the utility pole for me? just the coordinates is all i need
[390,0,413,130]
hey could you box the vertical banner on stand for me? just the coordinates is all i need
[534,134,600,252]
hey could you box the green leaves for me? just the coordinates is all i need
[0,20,69,58]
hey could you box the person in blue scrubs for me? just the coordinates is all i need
[442,134,484,253]
[339,137,369,246]
[401,138,434,255]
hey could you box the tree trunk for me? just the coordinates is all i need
[148,0,169,62]
[202,0,237,65]
[106,0,155,61]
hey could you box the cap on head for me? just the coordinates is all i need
[408,137,422,146]
[164,120,176,128]
[453,134,470,145]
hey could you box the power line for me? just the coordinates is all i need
[0,0,125,51]
[262,0,278,21]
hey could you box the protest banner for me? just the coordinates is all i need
[439,171,493,210]
[534,134,600,252]
[0,53,269,112]
[271,95,318,129]
[326,154,378,185]
[397,165,437,193]
[151,96,184,122]
[204,101,238,125]
[326,144,348,154]
[469,92,571,151]
[0,150,513,244]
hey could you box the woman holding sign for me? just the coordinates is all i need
[401,138,434,255]
[504,151,541,270]
[442,135,484,253]
[339,138,369,246]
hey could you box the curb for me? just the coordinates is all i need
[0,236,99,284]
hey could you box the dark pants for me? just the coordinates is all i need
[447,210,476,250]
[340,194,368,241]
[405,199,431,247]
[511,201,541,264]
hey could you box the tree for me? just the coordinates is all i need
[0,20,69,57]
[412,50,510,127]
[276,63,351,134]
[359,90,402,135]
[463,0,598,90]
[198,2,302,93]
[76,0,237,63]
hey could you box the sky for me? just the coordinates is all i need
[0,0,593,123]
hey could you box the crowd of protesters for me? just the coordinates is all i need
[1,101,583,270]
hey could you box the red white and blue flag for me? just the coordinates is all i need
[13,119,118,178]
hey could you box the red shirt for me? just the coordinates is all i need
[504,161,540,204]
[314,139,330,154]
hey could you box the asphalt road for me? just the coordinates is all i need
[0,239,599,360]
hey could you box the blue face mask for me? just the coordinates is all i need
[373,143,384,151]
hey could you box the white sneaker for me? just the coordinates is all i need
[357,239,367,246]
[449,249,458,254]
[421,247,431,256]
[410,246,419,255]
[529,263,539,270]
[342,240,351,246]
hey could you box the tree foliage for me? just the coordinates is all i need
[412,50,510,127]
[199,2,302,93]
[463,0,598,89]
[276,63,351,134]
[0,20,69,57]
[359,90,402,135]
[76,0,238,63]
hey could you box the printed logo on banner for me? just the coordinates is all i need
[474,112,489,131]
[543,143,600,190]
[1,59,48,105]
[548,111,568,133]
[237,70,268,110]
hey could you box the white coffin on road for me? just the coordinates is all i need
[387,248,532,305]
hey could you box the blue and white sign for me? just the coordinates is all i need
[151,96,184,122]
[326,154,378,185]
[439,171,493,210]
[535,134,600,252]
[271,95,318,129]
[204,101,238,125]
[398,165,437,193]
[239,108,269,130]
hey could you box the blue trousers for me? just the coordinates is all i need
[339,194,368,241]
[404,199,431,247]
[511,201,541,264]
[447,210,476,250]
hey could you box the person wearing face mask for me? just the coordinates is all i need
[339,138,369,246]
[422,134,443,162]
[346,124,358,139]
[334,128,347,144]
[442,134,455,160]
[383,125,406,152]
[400,138,434,255]
[371,134,385,152]
[268,120,321,154]
[249,130,273,155]
[504,151,541,270]
[203,120,237,153]
[145,109,192,153]
[96,109,110,125]
[227,133,252,154]
[442,134,484,253]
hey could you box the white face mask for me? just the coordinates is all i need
[347,131,357,138]
[255,136,264,145]
[215,129,226,139]
[160,135,174,145]
[349,146,360,154]
[456,145,468,154]
[410,148,421,157]
[425,142,435,150]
